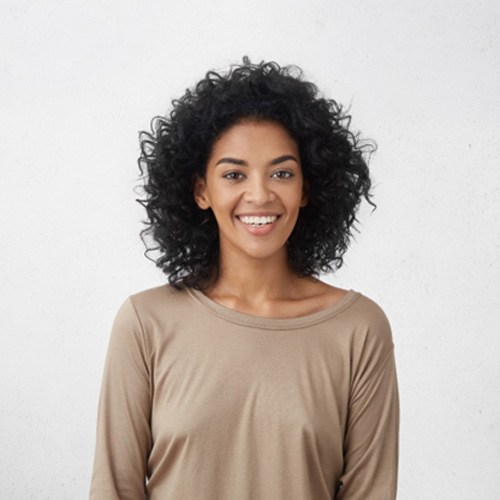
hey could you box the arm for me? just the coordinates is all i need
[336,311,399,499]
[89,298,152,500]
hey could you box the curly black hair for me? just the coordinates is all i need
[137,57,375,290]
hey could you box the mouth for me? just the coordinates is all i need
[236,215,280,227]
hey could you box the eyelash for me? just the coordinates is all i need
[272,170,294,179]
[222,171,245,181]
[222,170,294,181]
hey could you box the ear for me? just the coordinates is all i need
[193,175,211,210]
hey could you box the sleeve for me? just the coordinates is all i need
[89,297,152,500]
[336,307,399,500]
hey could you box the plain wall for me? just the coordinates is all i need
[1,0,499,498]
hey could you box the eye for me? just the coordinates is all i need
[223,171,245,181]
[271,170,294,179]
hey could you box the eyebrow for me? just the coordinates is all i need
[215,155,299,167]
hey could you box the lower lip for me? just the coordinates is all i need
[236,217,280,236]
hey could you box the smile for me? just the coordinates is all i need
[237,215,279,226]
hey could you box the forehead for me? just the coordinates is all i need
[209,120,299,160]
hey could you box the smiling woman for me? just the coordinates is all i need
[90,58,399,499]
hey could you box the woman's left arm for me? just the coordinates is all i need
[336,305,400,499]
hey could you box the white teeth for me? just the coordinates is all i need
[239,215,278,226]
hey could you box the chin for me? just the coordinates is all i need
[241,245,288,262]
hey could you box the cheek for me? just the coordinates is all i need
[209,191,239,220]
[286,188,306,209]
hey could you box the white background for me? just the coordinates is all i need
[1,0,499,498]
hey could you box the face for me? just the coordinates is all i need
[194,120,307,263]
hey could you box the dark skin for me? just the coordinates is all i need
[194,119,347,319]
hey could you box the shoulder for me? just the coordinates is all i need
[314,280,391,335]
[111,284,188,324]
[121,284,195,326]
[110,285,193,349]
[340,291,394,356]
[349,292,391,331]
[128,283,184,309]
[129,282,191,311]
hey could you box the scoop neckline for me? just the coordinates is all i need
[185,287,361,330]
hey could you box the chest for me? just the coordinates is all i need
[148,326,351,458]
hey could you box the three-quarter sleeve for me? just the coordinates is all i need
[89,298,152,500]
[336,309,400,499]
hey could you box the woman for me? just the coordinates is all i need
[90,59,399,499]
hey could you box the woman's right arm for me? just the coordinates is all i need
[89,298,152,500]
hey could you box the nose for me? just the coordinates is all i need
[243,174,276,205]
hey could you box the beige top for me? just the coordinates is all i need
[90,285,399,499]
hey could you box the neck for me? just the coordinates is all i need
[205,247,302,304]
